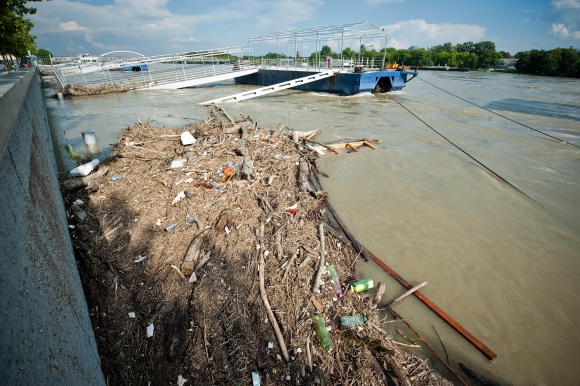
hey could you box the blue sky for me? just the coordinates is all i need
[30,0,580,56]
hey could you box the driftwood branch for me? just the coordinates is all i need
[321,221,351,246]
[259,253,289,361]
[374,282,385,304]
[385,355,412,386]
[291,129,321,144]
[311,224,325,292]
[62,166,109,191]
[282,249,298,280]
[386,282,428,309]
[298,159,312,192]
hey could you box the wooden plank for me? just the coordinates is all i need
[321,221,352,246]
[346,143,359,152]
[363,141,378,150]
[323,199,497,360]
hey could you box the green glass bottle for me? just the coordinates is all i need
[312,312,332,350]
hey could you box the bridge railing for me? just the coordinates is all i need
[50,46,256,90]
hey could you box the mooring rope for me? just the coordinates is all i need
[386,92,526,195]
[417,77,580,149]
[386,91,580,234]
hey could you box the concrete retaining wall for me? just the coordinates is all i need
[0,69,105,385]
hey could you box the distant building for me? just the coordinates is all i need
[361,43,375,51]
[408,46,419,51]
[495,58,518,71]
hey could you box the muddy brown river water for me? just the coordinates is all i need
[45,70,580,385]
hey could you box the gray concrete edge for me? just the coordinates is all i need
[0,69,36,166]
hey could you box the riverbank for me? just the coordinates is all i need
[61,109,454,385]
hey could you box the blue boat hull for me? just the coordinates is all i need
[123,63,149,72]
[234,69,417,95]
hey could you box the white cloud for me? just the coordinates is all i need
[31,0,325,54]
[59,21,87,31]
[380,20,486,49]
[84,34,104,49]
[522,18,530,22]
[551,0,580,9]
[551,23,580,39]
[549,0,580,40]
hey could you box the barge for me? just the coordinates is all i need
[234,67,418,95]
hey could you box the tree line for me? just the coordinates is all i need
[515,47,579,77]
[299,41,504,69]
[264,41,579,77]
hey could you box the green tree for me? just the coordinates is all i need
[514,51,530,72]
[498,51,511,58]
[558,47,579,76]
[461,41,475,53]
[320,45,333,56]
[1,0,47,60]
[341,47,357,58]
[263,52,287,59]
[474,41,500,68]
[0,11,36,57]
[394,49,412,65]
[442,42,454,53]
[409,48,433,66]
[36,47,53,62]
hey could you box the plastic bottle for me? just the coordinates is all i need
[351,278,374,293]
[341,316,368,326]
[69,159,99,177]
[327,265,343,299]
[312,312,332,350]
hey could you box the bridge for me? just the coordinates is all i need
[50,46,259,90]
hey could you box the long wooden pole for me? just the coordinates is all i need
[324,200,497,360]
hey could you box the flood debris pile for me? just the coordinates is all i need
[62,108,452,386]
[58,82,131,97]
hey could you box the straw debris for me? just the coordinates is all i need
[57,82,131,97]
[62,107,452,385]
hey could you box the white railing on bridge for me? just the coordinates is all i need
[50,46,257,90]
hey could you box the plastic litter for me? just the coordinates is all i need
[134,254,147,263]
[251,372,260,386]
[169,160,184,169]
[128,312,136,318]
[111,175,124,181]
[181,131,196,146]
[171,191,186,205]
[351,278,374,292]
[164,224,176,232]
[69,159,99,177]
[327,265,343,299]
[146,323,154,337]
[341,315,367,326]
[177,375,187,386]
[71,205,87,222]
[312,312,332,350]
[72,199,84,205]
